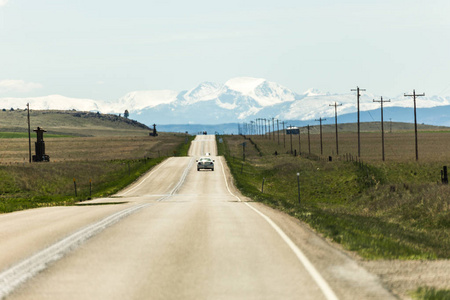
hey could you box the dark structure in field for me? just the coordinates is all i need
[32,127,50,162]
[149,124,158,137]
[442,166,448,184]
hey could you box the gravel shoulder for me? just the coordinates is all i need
[359,260,450,300]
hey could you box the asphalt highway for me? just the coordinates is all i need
[0,135,395,299]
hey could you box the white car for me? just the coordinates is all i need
[197,157,214,171]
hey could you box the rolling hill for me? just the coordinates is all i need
[0,110,151,137]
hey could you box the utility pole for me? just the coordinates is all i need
[259,118,262,136]
[272,117,275,140]
[260,118,263,136]
[277,119,280,145]
[27,103,31,163]
[390,118,392,133]
[258,118,263,136]
[263,118,267,138]
[351,86,366,157]
[289,125,293,154]
[260,119,263,136]
[373,96,391,161]
[404,90,425,161]
[329,102,342,155]
[307,125,311,155]
[262,118,265,137]
[298,126,301,155]
[267,118,271,139]
[315,118,326,155]
[282,121,286,148]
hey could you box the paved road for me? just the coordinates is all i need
[0,135,394,299]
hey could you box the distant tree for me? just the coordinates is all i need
[119,113,121,117]
[124,109,129,119]
[10,108,14,111]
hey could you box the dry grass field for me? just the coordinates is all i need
[0,134,187,164]
[253,128,450,163]
[0,110,192,213]
[0,109,187,163]
[0,132,191,213]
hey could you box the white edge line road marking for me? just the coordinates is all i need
[0,203,150,299]
[219,156,241,202]
[0,157,195,299]
[219,156,339,300]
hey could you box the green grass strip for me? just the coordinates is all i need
[411,287,450,300]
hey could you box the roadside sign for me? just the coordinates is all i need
[286,127,299,135]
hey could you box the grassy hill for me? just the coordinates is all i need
[0,109,151,137]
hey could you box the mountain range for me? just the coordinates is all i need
[1,77,449,131]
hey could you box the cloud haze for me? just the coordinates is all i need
[0,80,43,93]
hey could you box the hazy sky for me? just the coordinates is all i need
[1,0,450,101]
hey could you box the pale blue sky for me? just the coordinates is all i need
[1,0,450,100]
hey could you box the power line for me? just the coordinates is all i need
[329,102,342,155]
[277,119,280,145]
[307,125,311,155]
[315,117,326,155]
[373,96,391,161]
[351,86,366,157]
[404,89,425,161]
[272,117,275,141]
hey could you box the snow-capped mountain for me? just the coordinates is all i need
[130,78,450,125]
[129,77,304,123]
[1,77,449,127]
